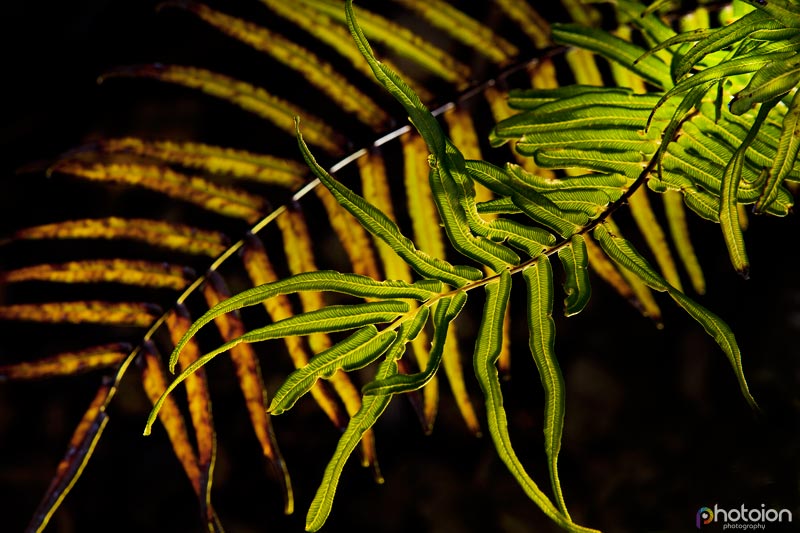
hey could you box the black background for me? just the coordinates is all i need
[1,2,798,532]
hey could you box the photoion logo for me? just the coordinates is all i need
[697,507,714,528]
[695,504,793,529]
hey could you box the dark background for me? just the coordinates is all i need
[1,2,798,532]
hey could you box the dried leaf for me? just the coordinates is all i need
[139,342,223,531]
[258,0,434,101]
[565,48,603,87]
[495,0,551,48]
[663,190,706,294]
[26,376,114,533]
[392,0,518,64]
[140,342,202,493]
[442,326,481,436]
[628,187,683,291]
[401,133,447,260]
[166,305,218,527]
[297,0,470,87]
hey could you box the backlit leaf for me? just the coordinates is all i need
[102,64,344,154]
[0,301,159,327]
[202,272,293,514]
[522,258,569,518]
[297,120,482,287]
[89,137,305,189]
[392,0,518,64]
[180,1,389,129]
[241,235,347,429]
[0,343,130,381]
[557,235,591,316]
[51,161,266,222]
[363,292,467,396]
[2,260,192,290]
[270,326,397,415]
[11,218,229,257]
[25,377,114,533]
[166,305,219,528]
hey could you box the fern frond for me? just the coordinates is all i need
[241,235,349,429]
[7,1,793,532]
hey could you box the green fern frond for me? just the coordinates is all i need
[4,1,796,532]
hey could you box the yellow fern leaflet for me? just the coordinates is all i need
[91,138,306,189]
[0,301,159,327]
[2,259,191,290]
[0,343,129,381]
[102,64,344,154]
[11,217,229,257]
